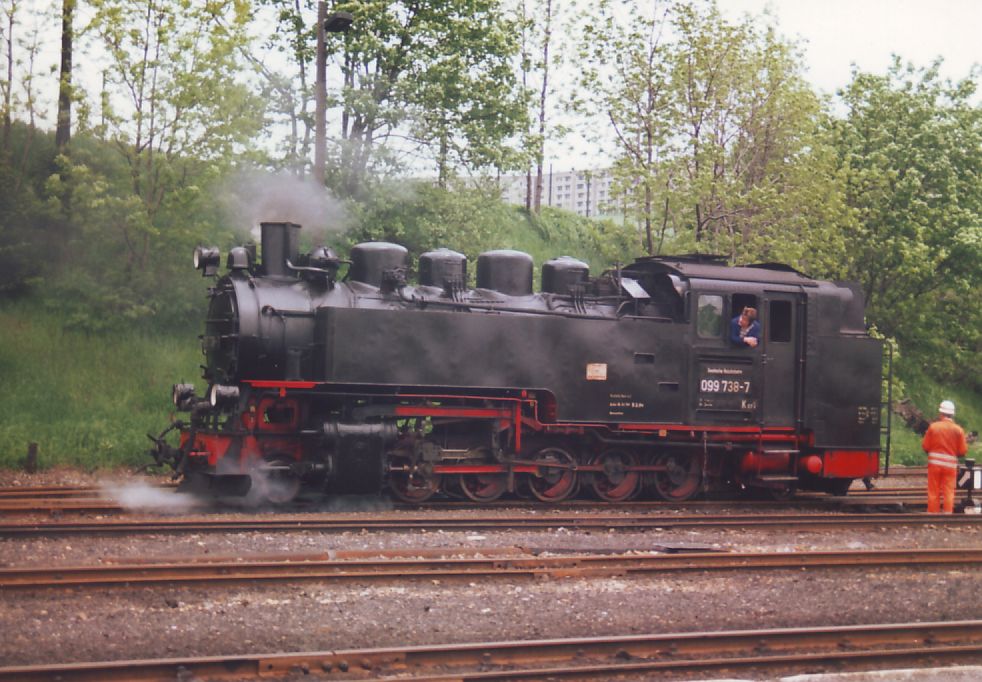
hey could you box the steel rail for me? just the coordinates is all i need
[0,477,934,507]
[0,466,928,497]
[0,486,95,498]
[0,485,930,500]
[1,620,981,680]
[3,547,982,590]
[1,510,979,537]
[0,500,131,513]
[0,483,177,495]
[0,490,949,517]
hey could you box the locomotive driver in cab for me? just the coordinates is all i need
[730,306,760,348]
[922,400,969,513]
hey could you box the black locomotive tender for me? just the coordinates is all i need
[150,221,883,504]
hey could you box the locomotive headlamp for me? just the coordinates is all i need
[193,246,221,276]
[172,383,196,411]
[208,384,240,409]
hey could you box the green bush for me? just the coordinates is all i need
[345,179,639,277]
[886,356,982,467]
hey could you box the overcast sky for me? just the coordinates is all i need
[721,0,981,95]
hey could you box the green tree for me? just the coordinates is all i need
[833,58,982,382]
[0,126,62,294]
[513,0,560,213]
[346,177,505,256]
[86,0,264,247]
[574,0,850,269]
[573,0,674,254]
[250,0,318,177]
[324,0,528,196]
[0,0,16,152]
[45,0,266,327]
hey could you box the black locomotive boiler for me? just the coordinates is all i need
[150,221,883,504]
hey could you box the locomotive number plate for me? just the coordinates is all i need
[696,364,756,411]
[699,378,751,393]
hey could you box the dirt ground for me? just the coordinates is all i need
[2,468,980,678]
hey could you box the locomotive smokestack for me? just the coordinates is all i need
[261,222,301,277]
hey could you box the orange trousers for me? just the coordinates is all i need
[927,464,957,513]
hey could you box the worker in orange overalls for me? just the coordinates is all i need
[922,400,969,513]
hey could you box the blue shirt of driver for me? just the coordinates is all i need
[730,315,761,347]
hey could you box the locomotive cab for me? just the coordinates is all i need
[687,286,802,428]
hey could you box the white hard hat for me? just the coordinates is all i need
[939,400,956,416]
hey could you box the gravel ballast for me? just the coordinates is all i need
[2,469,981,676]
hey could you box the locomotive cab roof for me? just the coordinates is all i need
[626,255,818,288]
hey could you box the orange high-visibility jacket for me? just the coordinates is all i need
[922,418,969,469]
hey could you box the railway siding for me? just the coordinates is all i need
[2,467,981,678]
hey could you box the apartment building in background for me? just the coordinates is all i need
[499,168,614,217]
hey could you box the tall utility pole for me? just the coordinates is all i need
[313,3,353,185]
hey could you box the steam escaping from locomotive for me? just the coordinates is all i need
[101,481,203,514]
[148,221,883,506]
[219,169,350,244]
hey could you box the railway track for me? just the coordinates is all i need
[3,545,982,590]
[2,509,981,537]
[2,619,980,680]
[0,483,177,499]
[0,486,947,516]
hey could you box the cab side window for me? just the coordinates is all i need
[769,300,792,342]
[696,294,723,338]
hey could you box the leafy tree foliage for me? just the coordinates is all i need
[0,0,977,402]
[36,0,267,329]
[346,180,635,282]
[572,0,673,253]
[513,0,561,213]
[252,0,319,176]
[833,58,982,385]
[325,0,528,196]
[573,0,852,272]
[42,135,239,330]
[346,178,511,256]
[0,125,64,294]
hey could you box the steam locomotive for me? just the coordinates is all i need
[149,221,883,504]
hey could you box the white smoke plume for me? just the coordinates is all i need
[219,168,350,245]
[100,481,203,514]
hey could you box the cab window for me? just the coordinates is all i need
[769,300,792,342]
[696,295,723,338]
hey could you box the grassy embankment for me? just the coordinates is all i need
[888,357,981,466]
[0,303,201,470]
